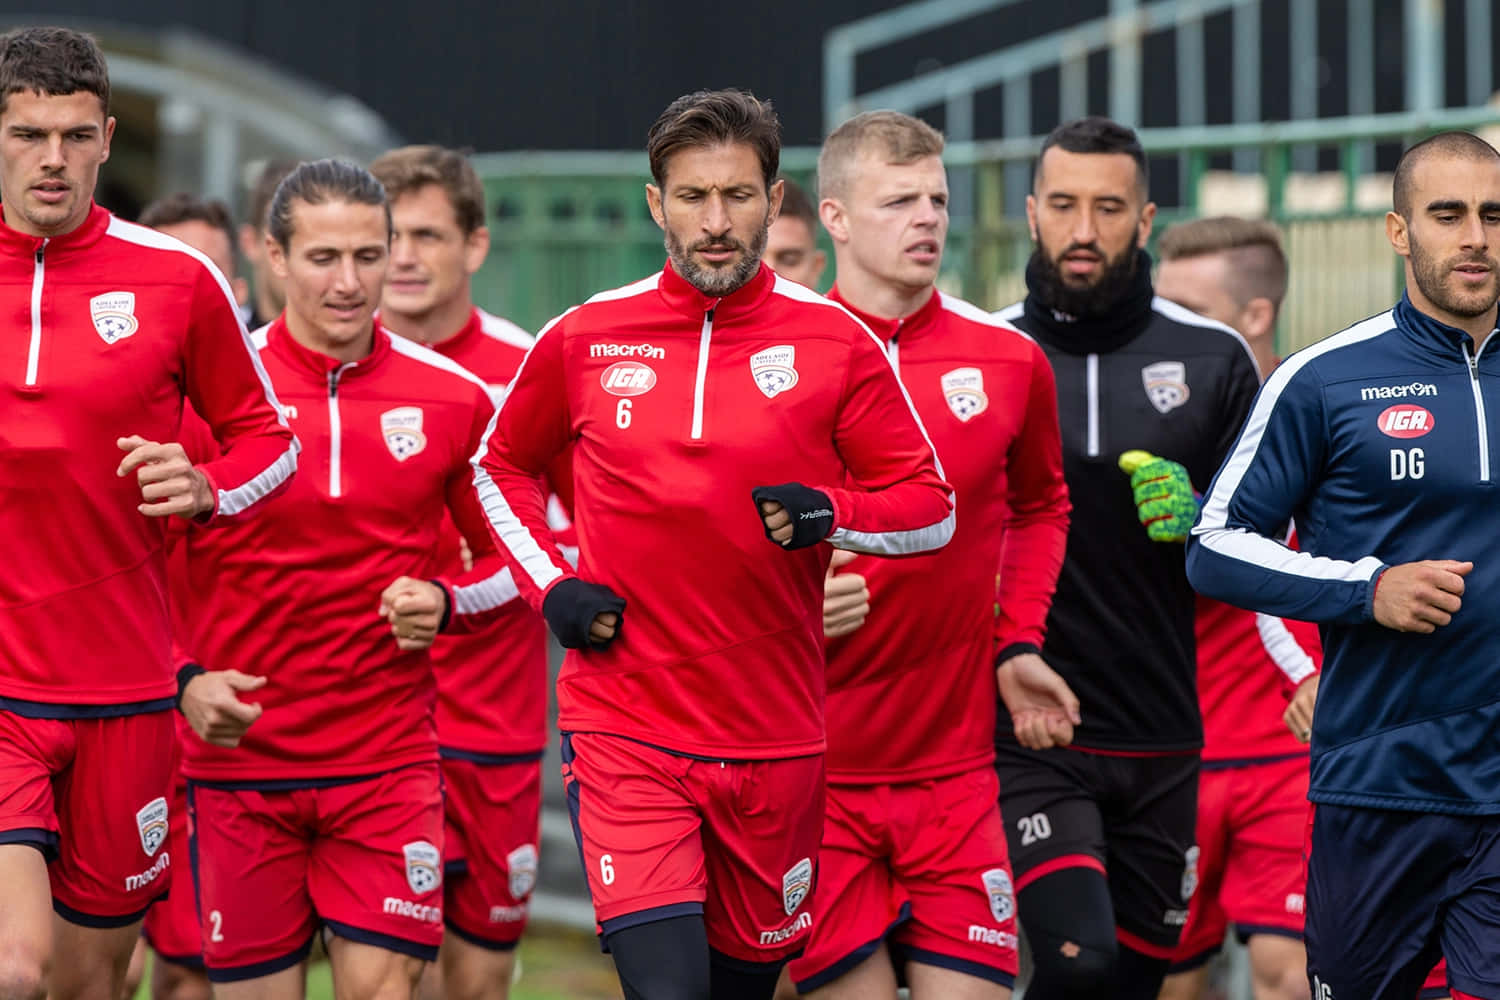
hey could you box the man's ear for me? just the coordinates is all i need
[646,184,665,231]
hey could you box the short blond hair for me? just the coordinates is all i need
[818,111,944,201]
[1157,216,1288,309]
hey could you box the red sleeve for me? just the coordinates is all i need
[439,384,523,633]
[817,324,955,555]
[179,263,298,520]
[995,342,1071,655]
[475,318,576,612]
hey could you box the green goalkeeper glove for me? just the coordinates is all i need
[1118,450,1200,543]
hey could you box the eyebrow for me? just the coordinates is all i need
[1427,200,1466,213]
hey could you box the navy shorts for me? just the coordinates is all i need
[1307,803,1500,1000]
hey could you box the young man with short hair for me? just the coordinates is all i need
[763,176,825,289]
[473,88,955,1000]
[0,27,297,1000]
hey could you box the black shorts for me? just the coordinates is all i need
[994,742,1200,954]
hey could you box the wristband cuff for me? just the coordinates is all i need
[176,663,207,711]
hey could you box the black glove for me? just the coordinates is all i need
[543,578,626,650]
[752,483,836,550]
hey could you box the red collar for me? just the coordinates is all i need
[429,308,482,357]
[0,202,110,257]
[264,314,393,382]
[656,258,776,321]
[827,285,943,344]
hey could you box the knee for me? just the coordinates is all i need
[1028,934,1118,995]
[1251,962,1312,1000]
[0,954,50,1000]
[154,965,212,1000]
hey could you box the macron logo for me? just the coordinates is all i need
[800,509,833,521]
[967,925,1018,949]
[125,851,170,891]
[383,897,442,923]
[591,343,665,360]
[759,911,812,945]
[1360,382,1437,401]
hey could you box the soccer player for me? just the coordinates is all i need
[1189,131,1500,1000]
[176,159,515,997]
[0,27,297,1000]
[762,176,825,289]
[473,88,956,1000]
[237,158,297,327]
[991,117,1261,1000]
[778,110,1074,1000]
[140,192,250,311]
[370,144,546,1000]
[1153,217,1321,1000]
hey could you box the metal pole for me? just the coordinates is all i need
[1003,74,1032,218]
[947,88,976,232]
[1467,0,1493,107]
[1348,0,1375,175]
[1289,0,1318,172]
[1232,0,1261,172]
[1405,0,1444,112]
[1109,0,1142,125]
[1176,0,1206,209]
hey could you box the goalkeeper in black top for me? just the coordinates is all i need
[990,117,1260,1000]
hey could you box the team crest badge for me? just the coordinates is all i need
[1142,361,1190,414]
[381,406,427,461]
[136,797,168,856]
[941,367,989,421]
[90,292,139,344]
[1181,845,1201,902]
[982,867,1015,922]
[507,843,538,900]
[403,840,442,895]
[782,857,813,916]
[751,346,799,399]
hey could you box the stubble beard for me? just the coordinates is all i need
[666,215,771,297]
[1409,229,1500,320]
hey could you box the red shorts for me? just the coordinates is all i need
[787,768,1018,992]
[1173,755,1309,968]
[0,709,176,923]
[188,763,444,981]
[560,732,824,964]
[143,772,202,966]
[441,754,541,949]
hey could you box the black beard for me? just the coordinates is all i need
[1028,239,1141,320]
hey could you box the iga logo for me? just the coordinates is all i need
[90,292,139,344]
[782,857,813,916]
[600,361,658,397]
[403,840,442,895]
[136,797,168,856]
[1377,405,1435,439]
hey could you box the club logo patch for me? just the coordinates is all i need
[403,840,442,895]
[782,857,813,916]
[941,366,989,421]
[600,361,658,397]
[1377,405,1435,439]
[507,843,538,900]
[136,797,168,856]
[751,345,799,399]
[982,867,1015,923]
[1181,845,1200,902]
[381,406,427,461]
[90,292,139,344]
[1142,361,1190,414]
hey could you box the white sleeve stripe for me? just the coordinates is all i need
[476,309,534,349]
[1254,612,1319,685]
[106,218,299,515]
[1151,296,1260,374]
[937,291,1034,342]
[829,508,957,556]
[1196,527,1385,584]
[469,316,572,593]
[453,566,520,614]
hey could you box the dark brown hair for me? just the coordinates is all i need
[267,159,390,250]
[244,159,299,235]
[1035,116,1149,196]
[647,89,780,190]
[1392,131,1500,220]
[0,26,109,115]
[777,176,817,227]
[138,192,236,250]
[370,145,486,235]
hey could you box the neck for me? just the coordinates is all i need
[253,283,281,326]
[1407,280,1499,347]
[284,311,374,364]
[381,292,474,347]
[831,264,936,321]
[1248,336,1279,381]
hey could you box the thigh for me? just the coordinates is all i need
[993,742,1107,891]
[561,732,707,932]
[787,783,903,994]
[53,712,177,924]
[890,769,1018,989]
[1102,753,1199,956]
[1170,767,1233,969]
[189,782,318,981]
[1305,804,1445,1000]
[143,773,204,966]
[312,764,445,964]
[1219,759,1309,940]
[698,752,824,965]
[0,710,66,853]
[440,756,541,949]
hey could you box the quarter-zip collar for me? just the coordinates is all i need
[827,285,944,345]
[657,258,775,322]
[264,314,394,383]
[1022,248,1156,356]
[428,308,483,358]
[0,202,109,258]
[1394,293,1500,358]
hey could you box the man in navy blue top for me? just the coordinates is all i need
[1188,131,1500,1000]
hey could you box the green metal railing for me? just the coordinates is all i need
[471,107,1500,352]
